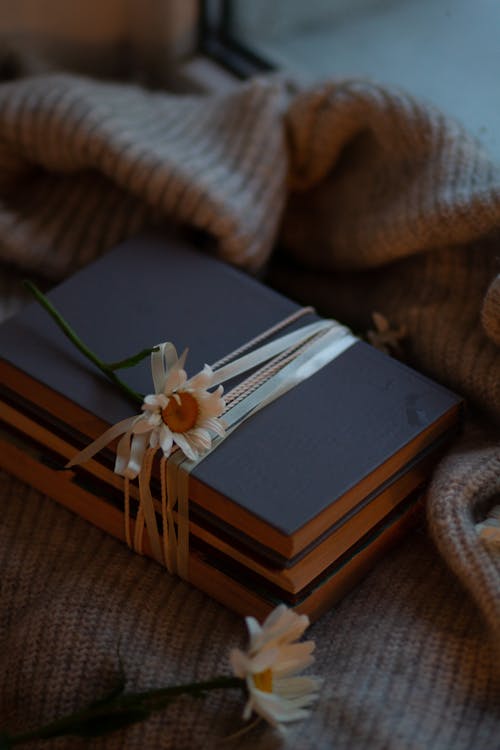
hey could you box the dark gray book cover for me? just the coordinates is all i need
[0,231,462,541]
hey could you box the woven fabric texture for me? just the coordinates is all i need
[0,74,499,749]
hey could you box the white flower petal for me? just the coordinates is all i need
[199,416,225,437]
[250,608,309,652]
[187,365,214,390]
[229,649,252,678]
[261,607,299,640]
[267,615,310,648]
[159,424,173,456]
[173,432,198,461]
[247,699,281,727]
[248,647,279,674]
[242,697,254,722]
[271,642,316,678]
[163,364,186,395]
[273,676,322,699]
[186,438,208,456]
[277,641,316,661]
[141,393,160,411]
[142,393,166,409]
[245,616,262,648]
[248,687,308,725]
[176,347,189,371]
[132,416,158,434]
[273,654,315,679]
[262,604,289,629]
[198,393,225,419]
[187,427,212,451]
[231,605,320,729]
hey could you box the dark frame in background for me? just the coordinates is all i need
[199,0,274,78]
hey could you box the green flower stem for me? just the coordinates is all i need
[3,676,244,747]
[106,348,160,371]
[23,281,153,406]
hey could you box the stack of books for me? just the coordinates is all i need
[0,232,462,620]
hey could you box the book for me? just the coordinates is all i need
[0,231,463,619]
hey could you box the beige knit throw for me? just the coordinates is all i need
[0,74,499,749]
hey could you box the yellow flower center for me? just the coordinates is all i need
[162,392,199,433]
[253,668,273,693]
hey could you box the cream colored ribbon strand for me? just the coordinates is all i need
[137,447,163,563]
[66,315,357,574]
[208,320,335,388]
[165,322,357,578]
[66,320,338,479]
[222,324,357,432]
[163,450,192,579]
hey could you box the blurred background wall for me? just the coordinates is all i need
[0,0,197,83]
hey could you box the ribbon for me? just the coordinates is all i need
[162,321,358,577]
[67,312,358,577]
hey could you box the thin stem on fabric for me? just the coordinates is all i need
[1,676,244,747]
[23,280,151,405]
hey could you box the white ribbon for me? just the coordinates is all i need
[66,316,358,576]
[152,343,186,393]
[164,322,357,577]
[66,320,347,478]
[222,324,357,433]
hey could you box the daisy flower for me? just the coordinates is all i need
[230,605,321,728]
[66,349,226,478]
[135,354,226,463]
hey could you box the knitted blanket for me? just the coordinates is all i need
[0,74,499,750]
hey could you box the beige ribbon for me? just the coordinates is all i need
[68,311,357,577]
[156,318,358,578]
